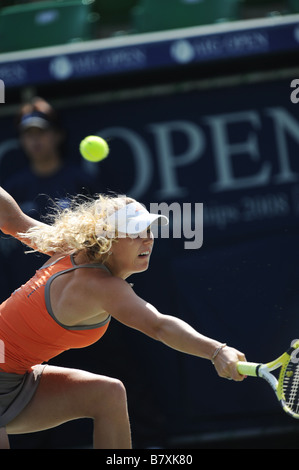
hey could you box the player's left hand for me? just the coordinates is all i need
[213,346,247,381]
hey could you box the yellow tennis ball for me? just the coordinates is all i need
[79,135,109,162]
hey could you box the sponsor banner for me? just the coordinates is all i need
[1,15,299,88]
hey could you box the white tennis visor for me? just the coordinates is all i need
[106,202,169,236]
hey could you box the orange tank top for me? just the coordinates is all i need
[0,255,111,374]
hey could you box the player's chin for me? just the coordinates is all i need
[136,257,151,272]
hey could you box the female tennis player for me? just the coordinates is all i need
[0,187,246,449]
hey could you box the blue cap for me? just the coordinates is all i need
[19,111,51,131]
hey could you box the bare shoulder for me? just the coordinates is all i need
[70,269,152,319]
[78,271,138,312]
[51,263,161,332]
[95,275,162,337]
[73,267,130,296]
[53,264,132,303]
[50,265,124,326]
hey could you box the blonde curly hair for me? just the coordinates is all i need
[20,194,135,262]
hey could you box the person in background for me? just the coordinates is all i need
[5,96,97,218]
[0,97,99,300]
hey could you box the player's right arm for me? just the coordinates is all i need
[92,276,246,381]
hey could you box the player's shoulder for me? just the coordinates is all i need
[73,264,130,293]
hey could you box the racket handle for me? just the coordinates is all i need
[237,361,260,377]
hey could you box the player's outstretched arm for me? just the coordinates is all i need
[96,276,246,382]
[0,186,46,246]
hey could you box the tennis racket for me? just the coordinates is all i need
[237,340,299,419]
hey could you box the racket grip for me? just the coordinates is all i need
[237,361,259,377]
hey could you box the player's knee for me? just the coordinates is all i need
[91,377,128,415]
[104,378,127,406]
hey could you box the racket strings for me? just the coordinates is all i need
[283,360,299,416]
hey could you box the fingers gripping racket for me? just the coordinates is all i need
[237,340,299,419]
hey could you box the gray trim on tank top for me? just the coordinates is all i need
[44,254,111,331]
